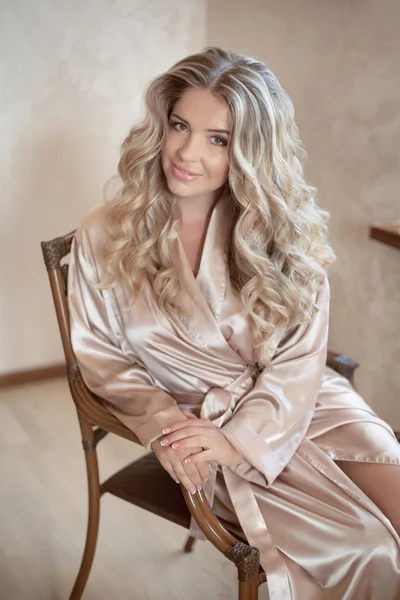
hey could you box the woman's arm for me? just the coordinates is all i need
[220,276,330,485]
[68,226,187,451]
[68,226,211,492]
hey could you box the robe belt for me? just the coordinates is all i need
[223,467,291,599]
[186,365,291,599]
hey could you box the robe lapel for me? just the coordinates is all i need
[175,192,285,366]
[194,192,233,320]
[175,193,244,365]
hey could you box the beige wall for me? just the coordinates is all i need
[0,1,206,374]
[208,0,400,428]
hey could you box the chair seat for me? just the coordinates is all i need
[101,453,192,529]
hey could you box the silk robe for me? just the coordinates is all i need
[68,195,400,600]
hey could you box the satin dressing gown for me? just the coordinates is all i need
[68,195,400,600]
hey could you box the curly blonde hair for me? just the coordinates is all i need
[103,47,336,367]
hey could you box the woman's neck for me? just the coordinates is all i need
[177,187,226,225]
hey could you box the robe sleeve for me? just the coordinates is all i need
[68,226,186,451]
[221,276,330,485]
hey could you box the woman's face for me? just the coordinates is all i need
[161,88,230,207]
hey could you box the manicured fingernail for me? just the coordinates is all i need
[162,428,171,434]
[203,478,208,484]
[172,442,179,449]
[190,487,196,494]
[160,439,168,446]
[184,457,191,463]
[175,479,180,484]
[197,485,202,491]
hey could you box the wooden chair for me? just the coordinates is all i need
[41,230,360,600]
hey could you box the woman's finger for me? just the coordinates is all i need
[184,449,213,465]
[161,428,212,446]
[154,439,210,490]
[178,447,210,483]
[196,459,210,483]
[173,459,199,493]
[182,459,207,490]
[169,435,210,450]
[154,440,193,486]
[161,425,199,442]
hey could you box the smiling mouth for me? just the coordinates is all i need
[172,164,202,181]
[174,164,201,176]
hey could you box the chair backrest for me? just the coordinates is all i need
[41,230,139,442]
[41,231,76,372]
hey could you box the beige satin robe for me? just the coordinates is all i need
[68,195,400,600]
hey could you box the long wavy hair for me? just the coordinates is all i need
[103,47,336,367]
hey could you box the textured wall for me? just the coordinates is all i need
[208,0,400,427]
[0,0,206,374]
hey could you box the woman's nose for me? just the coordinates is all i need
[178,134,202,163]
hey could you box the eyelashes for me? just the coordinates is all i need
[171,121,187,133]
[168,121,228,147]
[210,135,228,147]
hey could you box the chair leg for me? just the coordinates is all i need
[225,542,260,600]
[238,572,259,600]
[183,535,197,553]
[69,415,101,600]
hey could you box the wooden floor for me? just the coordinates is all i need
[0,378,271,600]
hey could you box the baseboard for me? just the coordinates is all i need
[0,364,67,389]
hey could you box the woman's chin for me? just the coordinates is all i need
[165,178,200,198]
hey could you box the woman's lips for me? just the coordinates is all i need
[172,164,201,181]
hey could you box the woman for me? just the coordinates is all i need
[68,47,400,599]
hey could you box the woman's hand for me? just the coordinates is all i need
[160,410,242,467]
[151,411,210,494]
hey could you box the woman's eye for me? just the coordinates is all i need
[170,121,187,132]
[211,136,227,147]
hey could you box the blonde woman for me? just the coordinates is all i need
[68,47,400,599]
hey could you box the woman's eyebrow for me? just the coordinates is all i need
[171,113,230,135]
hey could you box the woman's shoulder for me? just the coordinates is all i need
[75,203,110,256]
